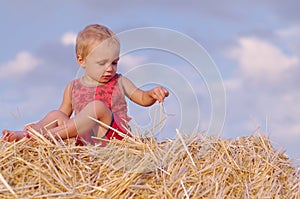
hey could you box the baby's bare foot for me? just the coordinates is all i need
[2,130,26,142]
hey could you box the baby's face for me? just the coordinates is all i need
[83,40,120,85]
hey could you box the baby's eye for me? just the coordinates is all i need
[98,62,106,66]
[112,61,118,65]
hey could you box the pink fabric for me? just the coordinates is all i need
[70,74,131,145]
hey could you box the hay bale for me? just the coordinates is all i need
[0,129,299,198]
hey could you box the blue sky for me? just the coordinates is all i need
[1,1,299,161]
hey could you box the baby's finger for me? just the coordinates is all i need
[158,88,168,102]
[157,92,165,103]
[163,89,169,97]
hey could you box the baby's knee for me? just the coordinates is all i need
[48,110,60,115]
[87,101,110,115]
[48,110,66,117]
[46,110,69,124]
[88,101,106,109]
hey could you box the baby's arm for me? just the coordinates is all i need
[121,76,169,106]
[58,82,73,117]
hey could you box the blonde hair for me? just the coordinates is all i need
[75,24,119,60]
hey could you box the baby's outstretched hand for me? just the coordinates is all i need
[150,86,169,103]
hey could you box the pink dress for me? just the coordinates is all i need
[70,74,131,145]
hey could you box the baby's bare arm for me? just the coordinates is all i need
[121,76,169,106]
[59,82,73,116]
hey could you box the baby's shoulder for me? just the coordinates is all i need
[65,78,80,90]
[117,74,130,82]
[68,78,81,86]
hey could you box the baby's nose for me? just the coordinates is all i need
[106,64,113,71]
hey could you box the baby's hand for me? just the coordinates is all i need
[150,86,169,103]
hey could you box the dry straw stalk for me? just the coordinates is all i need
[0,128,299,198]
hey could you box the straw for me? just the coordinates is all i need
[0,128,299,198]
[0,171,17,198]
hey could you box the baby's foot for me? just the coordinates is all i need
[2,130,26,142]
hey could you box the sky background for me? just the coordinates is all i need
[0,1,299,163]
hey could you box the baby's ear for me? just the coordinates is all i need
[77,55,85,67]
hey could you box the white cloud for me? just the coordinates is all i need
[61,32,77,46]
[227,37,299,82]
[0,51,42,78]
[120,54,147,67]
[223,78,242,91]
[119,54,148,72]
[224,36,300,159]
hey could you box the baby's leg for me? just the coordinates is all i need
[72,101,113,137]
[29,110,70,132]
[2,110,69,142]
[50,101,112,139]
[1,130,27,142]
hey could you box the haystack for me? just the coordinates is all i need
[0,128,299,198]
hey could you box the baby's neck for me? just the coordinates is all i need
[81,76,105,86]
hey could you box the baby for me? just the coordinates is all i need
[2,24,169,146]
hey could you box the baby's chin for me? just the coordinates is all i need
[99,74,115,83]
